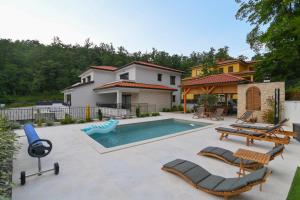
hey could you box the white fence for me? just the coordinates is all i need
[284,101,300,126]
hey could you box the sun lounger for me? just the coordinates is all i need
[162,159,271,200]
[193,106,205,119]
[215,126,290,146]
[198,145,284,169]
[230,118,296,137]
[210,108,224,120]
[235,111,253,123]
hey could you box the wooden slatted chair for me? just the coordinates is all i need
[235,111,253,123]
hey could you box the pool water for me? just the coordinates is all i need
[88,118,209,148]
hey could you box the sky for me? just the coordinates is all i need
[0,0,255,58]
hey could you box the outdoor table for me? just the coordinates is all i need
[233,148,270,177]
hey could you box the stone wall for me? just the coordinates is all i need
[237,82,285,123]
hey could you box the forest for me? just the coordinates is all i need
[0,37,240,105]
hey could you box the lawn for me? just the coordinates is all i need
[287,167,300,200]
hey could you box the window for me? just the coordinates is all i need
[246,86,261,110]
[228,66,233,73]
[82,78,86,83]
[66,94,71,106]
[170,76,176,85]
[218,68,223,73]
[172,95,176,103]
[87,75,91,82]
[120,72,129,80]
[157,73,162,81]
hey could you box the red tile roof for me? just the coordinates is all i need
[182,73,248,86]
[90,66,118,71]
[120,61,184,73]
[94,81,177,91]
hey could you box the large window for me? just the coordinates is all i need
[246,86,261,110]
[170,76,176,85]
[228,66,233,73]
[157,73,162,81]
[120,72,129,80]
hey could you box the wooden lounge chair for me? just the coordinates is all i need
[198,145,284,170]
[215,126,290,146]
[162,159,271,200]
[210,108,224,120]
[235,111,253,123]
[230,118,296,137]
[193,106,205,119]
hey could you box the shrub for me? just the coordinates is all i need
[0,117,18,199]
[60,114,75,125]
[8,121,21,129]
[262,97,283,124]
[136,106,141,117]
[151,112,160,116]
[139,113,150,117]
[46,121,54,126]
[162,108,171,112]
[77,119,86,123]
[36,119,44,127]
[98,109,103,121]
[171,105,178,111]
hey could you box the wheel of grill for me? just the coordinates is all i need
[54,162,59,175]
[20,171,26,185]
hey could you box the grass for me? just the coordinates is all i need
[287,167,300,200]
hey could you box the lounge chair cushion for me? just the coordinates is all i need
[211,147,228,156]
[173,161,197,173]
[184,166,211,184]
[163,159,185,168]
[216,127,237,133]
[220,151,238,163]
[266,144,284,157]
[214,178,248,192]
[197,175,225,190]
[236,129,264,137]
[231,124,251,128]
[243,167,268,184]
[233,158,256,165]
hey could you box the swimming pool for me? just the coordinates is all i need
[87,119,209,148]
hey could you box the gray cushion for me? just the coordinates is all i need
[242,167,268,184]
[163,159,185,168]
[211,147,227,156]
[184,166,211,184]
[237,129,264,136]
[174,161,197,173]
[231,124,251,128]
[251,126,269,130]
[214,178,248,192]
[197,175,225,190]
[222,151,238,163]
[216,127,237,133]
[266,145,284,157]
[233,158,256,165]
[200,146,217,153]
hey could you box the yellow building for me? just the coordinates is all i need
[182,59,257,100]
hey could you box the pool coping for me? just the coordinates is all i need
[79,117,218,154]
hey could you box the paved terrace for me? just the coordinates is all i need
[13,113,300,200]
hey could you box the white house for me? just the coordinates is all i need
[62,61,182,111]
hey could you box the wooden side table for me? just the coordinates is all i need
[234,148,270,177]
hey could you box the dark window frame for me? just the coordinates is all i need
[170,76,176,85]
[157,73,162,81]
[228,66,233,73]
[87,75,91,82]
[120,72,129,80]
[172,95,176,103]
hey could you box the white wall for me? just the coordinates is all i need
[285,101,300,127]
[115,66,136,81]
[137,90,172,111]
[134,64,181,105]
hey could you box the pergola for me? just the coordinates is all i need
[181,74,249,113]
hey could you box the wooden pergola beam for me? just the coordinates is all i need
[183,88,191,113]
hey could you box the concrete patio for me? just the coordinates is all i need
[12,113,300,200]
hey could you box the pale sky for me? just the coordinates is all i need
[0,0,254,58]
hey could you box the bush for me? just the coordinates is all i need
[0,117,18,199]
[36,119,44,127]
[98,109,103,121]
[60,114,75,125]
[46,121,54,126]
[162,108,171,112]
[77,119,86,123]
[140,113,150,117]
[8,121,21,129]
[262,97,283,124]
[171,105,178,111]
[151,112,160,116]
[136,106,141,117]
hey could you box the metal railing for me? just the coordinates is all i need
[0,103,157,123]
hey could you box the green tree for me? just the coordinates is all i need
[236,0,300,87]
